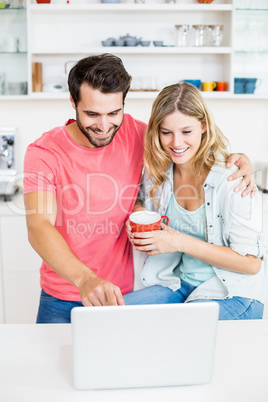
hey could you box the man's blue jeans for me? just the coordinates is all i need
[37,282,263,323]
[36,290,83,323]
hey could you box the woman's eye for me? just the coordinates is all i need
[161,131,171,135]
[183,131,191,134]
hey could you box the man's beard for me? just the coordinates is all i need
[76,112,123,148]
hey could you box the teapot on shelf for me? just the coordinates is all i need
[119,34,142,46]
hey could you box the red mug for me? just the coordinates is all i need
[216,81,228,91]
[129,211,169,232]
[129,211,169,247]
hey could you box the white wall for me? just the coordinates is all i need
[0,97,268,176]
[125,98,268,173]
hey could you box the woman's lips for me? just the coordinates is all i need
[170,147,189,157]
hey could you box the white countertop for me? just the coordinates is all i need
[0,320,268,402]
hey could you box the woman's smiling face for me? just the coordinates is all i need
[159,110,206,168]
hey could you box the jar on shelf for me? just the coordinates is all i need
[187,25,196,47]
[210,25,224,47]
[193,25,204,47]
[175,25,188,47]
[203,25,211,47]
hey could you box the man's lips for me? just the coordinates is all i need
[90,127,115,137]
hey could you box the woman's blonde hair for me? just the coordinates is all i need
[144,82,230,202]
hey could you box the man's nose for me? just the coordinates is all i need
[97,116,109,132]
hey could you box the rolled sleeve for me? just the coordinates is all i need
[226,188,265,258]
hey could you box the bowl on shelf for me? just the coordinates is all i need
[197,0,214,3]
[125,39,139,46]
[140,40,151,47]
[101,38,116,46]
[43,83,66,93]
[153,41,164,47]
[36,0,51,3]
[101,0,121,3]
[114,39,125,47]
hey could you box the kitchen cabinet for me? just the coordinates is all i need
[0,205,41,323]
[28,0,234,99]
[1,0,268,100]
[0,262,4,323]
[233,0,268,97]
[0,4,29,97]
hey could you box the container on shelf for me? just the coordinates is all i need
[32,62,42,92]
[175,25,188,47]
[209,25,224,47]
[193,24,205,47]
[0,73,6,95]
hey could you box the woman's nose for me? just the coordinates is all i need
[172,133,183,148]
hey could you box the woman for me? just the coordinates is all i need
[125,82,266,320]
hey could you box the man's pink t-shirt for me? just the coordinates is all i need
[23,114,146,300]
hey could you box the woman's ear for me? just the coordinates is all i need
[201,119,207,134]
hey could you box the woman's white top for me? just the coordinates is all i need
[138,163,267,303]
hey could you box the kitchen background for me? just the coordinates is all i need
[0,0,268,323]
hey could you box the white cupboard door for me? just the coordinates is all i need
[0,268,4,324]
[0,216,41,323]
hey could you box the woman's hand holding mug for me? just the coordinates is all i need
[127,210,169,253]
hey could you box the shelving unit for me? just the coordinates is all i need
[29,3,233,11]
[27,0,233,99]
[0,0,267,100]
[31,47,232,55]
[233,3,268,96]
[0,7,28,96]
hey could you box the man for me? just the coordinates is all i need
[24,54,254,323]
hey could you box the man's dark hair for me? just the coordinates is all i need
[68,54,132,106]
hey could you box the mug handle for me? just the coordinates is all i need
[256,79,262,88]
[212,82,217,89]
[161,215,169,226]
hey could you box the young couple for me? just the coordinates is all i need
[24,54,265,323]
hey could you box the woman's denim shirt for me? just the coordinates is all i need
[138,163,267,303]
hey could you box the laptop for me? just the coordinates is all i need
[71,302,219,390]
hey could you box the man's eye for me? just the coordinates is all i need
[109,112,118,116]
[87,113,97,117]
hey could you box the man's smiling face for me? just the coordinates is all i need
[72,83,124,148]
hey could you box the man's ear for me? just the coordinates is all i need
[70,95,76,110]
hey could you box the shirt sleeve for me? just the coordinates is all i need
[226,186,266,258]
[23,144,58,195]
[136,169,146,205]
